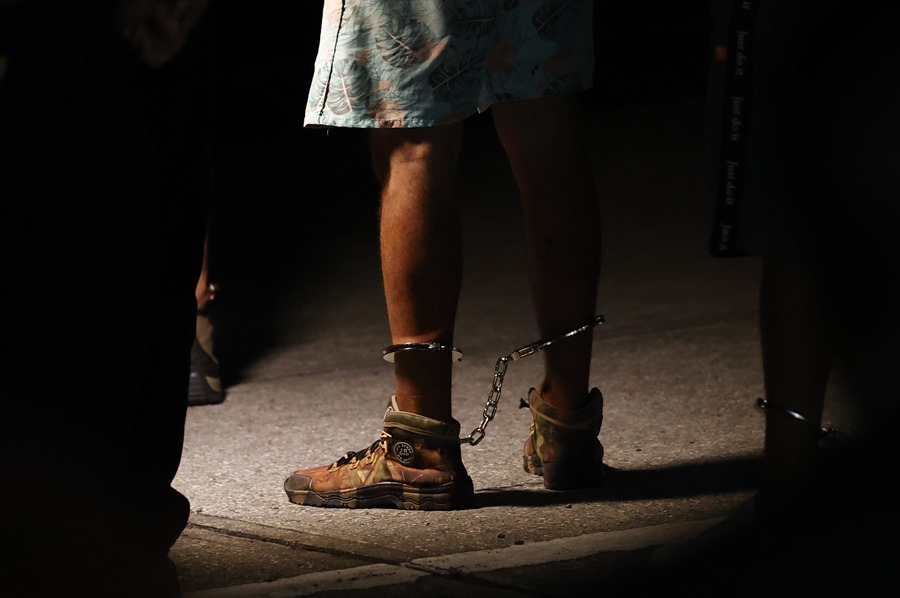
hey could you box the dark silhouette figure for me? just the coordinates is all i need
[1,1,214,595]
[649,1,900,593]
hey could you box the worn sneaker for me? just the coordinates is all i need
[522,387,605,490]
[188,312,224,406]
[284,398,474,510]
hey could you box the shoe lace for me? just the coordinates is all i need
[329,431,390,471]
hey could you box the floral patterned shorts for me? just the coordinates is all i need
[305,0,595,128]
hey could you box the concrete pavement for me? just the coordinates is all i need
[167,96,863,596]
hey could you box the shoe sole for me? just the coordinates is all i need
[188,372,225,405]
[285,479,474,511]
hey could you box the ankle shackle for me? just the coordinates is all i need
[382,342,463,363]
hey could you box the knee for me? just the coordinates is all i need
[370,125,462,182]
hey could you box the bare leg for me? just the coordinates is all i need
[194,233,213,310]
[758,255,833,510]
[491,94,601,410]
[284,124,473,510]
[369,124,464,422]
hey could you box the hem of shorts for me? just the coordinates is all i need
[302,84,594,129]
[304,116,465,129]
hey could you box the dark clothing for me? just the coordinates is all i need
[709,0,900,261]
[1,2,214,595]
[708,0,900,428]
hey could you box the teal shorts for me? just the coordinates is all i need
[305,0,595,129]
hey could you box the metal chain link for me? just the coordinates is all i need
[461,315,605,445]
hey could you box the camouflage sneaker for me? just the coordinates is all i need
[284,397,474,510]
[522,387,605,490]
